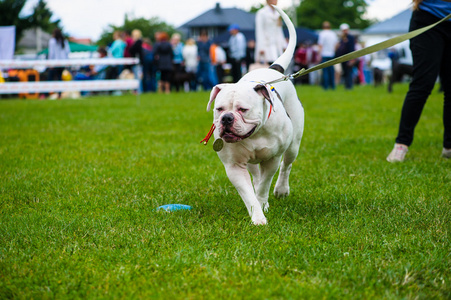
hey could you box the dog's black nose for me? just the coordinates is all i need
[221,113,234,125]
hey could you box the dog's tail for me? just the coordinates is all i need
[270,5,297,73]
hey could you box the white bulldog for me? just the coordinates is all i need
[206,6,304,225]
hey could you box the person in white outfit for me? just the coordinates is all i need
[47,28,70,98]
[255,0,287,64]
[182,38,199,91]
[317,21,338,90]
[48,28,70,82]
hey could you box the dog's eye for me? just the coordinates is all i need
[216,107,224,112]
[238,108,248,113]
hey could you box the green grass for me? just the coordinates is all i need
[0,84,450,299]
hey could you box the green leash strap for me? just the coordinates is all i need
[268,12,451,84]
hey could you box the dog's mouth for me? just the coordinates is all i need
[220,126,256,143]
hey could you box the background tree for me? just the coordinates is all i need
[0,0,30,45]
[297,0,374,29]
[97,15,176,46]
[27,0,61,33]
[0,0,62,50]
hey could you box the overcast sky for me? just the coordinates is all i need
[22,0,413,40]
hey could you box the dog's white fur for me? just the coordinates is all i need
[206,6,304,225]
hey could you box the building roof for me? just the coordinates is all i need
[180,3,255,30]
[364,9,412,35]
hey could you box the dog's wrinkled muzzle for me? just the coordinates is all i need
[219,113,256,143]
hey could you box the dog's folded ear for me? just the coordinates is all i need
[207,84,230,111]
[254,84,274,109]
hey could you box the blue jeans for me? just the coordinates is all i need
[321,57,335,90]
[132,64,143,93]
[341,62,353,90]
[197,62,215,90]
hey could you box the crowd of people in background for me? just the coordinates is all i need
[85,27,372,95]
[87,26,252,94]
[46,28,373,97]
[43,0,374,95]
[92,28,233,94]
[45,0,374,95]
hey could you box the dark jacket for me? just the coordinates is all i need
[153,41,174,71]
[335,34,355,57]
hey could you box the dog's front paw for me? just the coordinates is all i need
[274,184,290,198]
[252,216,267,225]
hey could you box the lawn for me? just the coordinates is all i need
[0,84,449,299]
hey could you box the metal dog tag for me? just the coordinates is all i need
[213,138,224,152]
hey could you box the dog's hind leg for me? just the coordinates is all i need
[274,155,294,198]
[274,137,301,198]
[275,95,304,198]
[274,163,292,198]
[256,156,283,211]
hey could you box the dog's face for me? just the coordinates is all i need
[207,83,274,143]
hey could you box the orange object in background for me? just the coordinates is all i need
[7,69,40,99]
